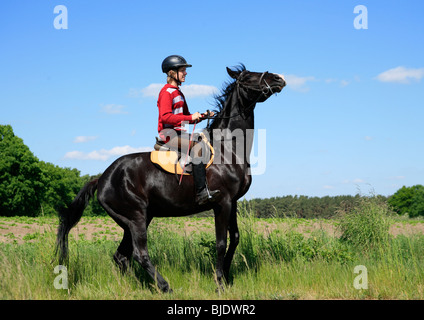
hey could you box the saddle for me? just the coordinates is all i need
[150,132,214,176]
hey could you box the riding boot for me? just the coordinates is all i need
[192,163,221,205]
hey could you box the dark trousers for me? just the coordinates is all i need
[165,132,208,193]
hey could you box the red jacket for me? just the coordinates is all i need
[157,84,194,141]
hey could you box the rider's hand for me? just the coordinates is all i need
[201,111,215,117]
[191,112,203,122]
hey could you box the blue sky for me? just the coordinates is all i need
[1,0,423,199]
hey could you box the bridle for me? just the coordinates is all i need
[238,70,276,96]
[235,71,276,119]
[207,71,279,123]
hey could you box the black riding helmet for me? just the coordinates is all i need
[162,55,192,73]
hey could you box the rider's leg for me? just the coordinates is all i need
[191,140,221,205]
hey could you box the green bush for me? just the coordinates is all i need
[388,185,424,218]
[337,196,393,251]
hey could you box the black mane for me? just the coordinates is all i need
[207,64,246,130]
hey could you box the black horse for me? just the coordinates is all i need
[56,65,286,292]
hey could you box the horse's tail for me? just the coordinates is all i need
[55,178,99,264]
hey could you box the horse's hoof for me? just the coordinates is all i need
[162,285,173,294]
[215,285,225,294]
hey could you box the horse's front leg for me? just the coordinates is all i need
[214,202,231,291]
[223,204,239,283]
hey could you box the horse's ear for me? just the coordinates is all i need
[226,67,240,80]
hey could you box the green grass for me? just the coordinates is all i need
[1,197,424,299]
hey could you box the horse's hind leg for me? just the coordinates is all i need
[113,215,153,273]
[113,227,133,273]
[99,202,134,273]
[130,212,171,293]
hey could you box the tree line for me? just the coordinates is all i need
[1,124,423,218]
[246,187,424,219]
[246,194,373,219]
[0,124,103,217]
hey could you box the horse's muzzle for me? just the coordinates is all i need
[273,74,286,92]
[278,74,286,86]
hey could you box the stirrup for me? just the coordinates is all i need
[196,188,221,205]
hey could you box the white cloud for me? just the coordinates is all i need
[64,145,153,161]
[284,74,315,92]
[180,84,219,98]
[342,178,366,184]
[135,83,219,98]
[389,176,405,180]
[340,80,350,87]
[139,84,163,97]
[323,185,334,190]
[325,78,338,84]
[73,136,98,143]
[325,78,350,87]
[375,66,424,84]
[101,104,128,114]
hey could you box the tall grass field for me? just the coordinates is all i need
[1,197,424,300]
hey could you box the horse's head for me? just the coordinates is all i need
[226,66,286,104]
[208,65,287,128]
